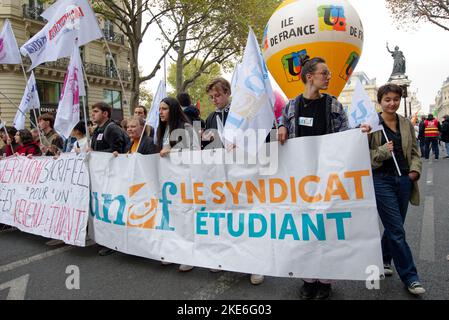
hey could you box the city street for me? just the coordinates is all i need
[0,158,448,301]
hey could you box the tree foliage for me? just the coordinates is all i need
[386,0,449,31]
[157,0,281,94]
[167,58,221,116]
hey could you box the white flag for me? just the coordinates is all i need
[147,80,167,139]
[224,28,275,154]
[0,19,22,64]
[54,45,85,139]
[20,0,103,70]
[348,78,382,133]
[13,72,40,130]
[230,63,242,93]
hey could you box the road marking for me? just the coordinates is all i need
[0,246,73,273]
[426,167,434,185]
[0,274,29,300]
[419,196,435,262]
[192,272,246,300]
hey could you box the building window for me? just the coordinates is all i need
[106,53,117,78]
[104,89,122,110]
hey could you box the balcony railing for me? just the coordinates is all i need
[22,4,46,22]
[22,57,130,81]
[102,29,125,46]
[84,63,131,81]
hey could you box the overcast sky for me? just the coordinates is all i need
[140,1,449,112]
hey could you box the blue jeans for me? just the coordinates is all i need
[373,175,420,286]
[445,142,449,157]
[425,138,439,159]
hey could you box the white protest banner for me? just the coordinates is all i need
[89,130,383,280]
[54,45,85,139]
[20,0,102,71]
[0,153,90,246]
[0,19,22,65]
[348,78,382,133]
[13,72,40,130]
[224,28,275,155]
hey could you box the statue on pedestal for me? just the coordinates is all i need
[387,43,406,78]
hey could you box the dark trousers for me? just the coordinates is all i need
[425,137,439,159]
[373,175,420,286]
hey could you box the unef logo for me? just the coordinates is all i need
[318,5,346,32]
[90,182,178,232]
[339,52,359,81]
[282,49,308,82]
[127,183,159,229]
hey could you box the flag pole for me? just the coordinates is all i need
[19,64,44,147]
[0,90,37,128]
[381,127,402,176]
[80,57,91,148]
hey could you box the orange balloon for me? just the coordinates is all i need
[263,0,364,99]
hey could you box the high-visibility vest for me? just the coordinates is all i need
[424,119,439,138]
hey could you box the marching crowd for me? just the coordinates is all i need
[2,55,446,299]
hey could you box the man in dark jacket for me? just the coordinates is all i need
[418,115,426,158]
[441,115,449,158]
[177,92,204,127]
[203,78,231,149]
[91,102,128,154]
[90,102,128,256]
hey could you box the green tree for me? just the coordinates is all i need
[139,85,153,108]
[92,0,182,110]
[157,0,281,94]
[167,59,221,117]
[386,0,449,31]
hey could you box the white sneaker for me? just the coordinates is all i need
[179,264,194,272]
[161,261,173,266]
[209,268,222,273]
[408,282,426,295]
[383,264,394,277]
[250,274,264,285]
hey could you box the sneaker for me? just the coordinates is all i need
[209,268,222,273]
[98,247,116,256]
[446,255,449,261]
[408,282,426,295]
[45,239,65,246]
[179,264,194,272]
[299,281,318,300]
[315,283,332,300]
[161,261,173,266]
[383,264,394,277]
[250,274,264,285]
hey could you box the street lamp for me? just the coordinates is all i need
[401,85,408,118]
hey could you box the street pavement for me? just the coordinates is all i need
[0,156,448,301]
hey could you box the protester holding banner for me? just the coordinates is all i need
[278,55,371,299]
[157,97,197,159]
[126,116,158,155]
[70,121,89,153]
[1,126,18,157]
[91,102,128,155]
[203,78,231,148]
[14,129,41,156]
[368,84,425,296]
[90,102,128,256]
[38,113,64,156]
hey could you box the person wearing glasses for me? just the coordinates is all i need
[278,56,369,300]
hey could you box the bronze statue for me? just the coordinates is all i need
[387,43,406,77]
